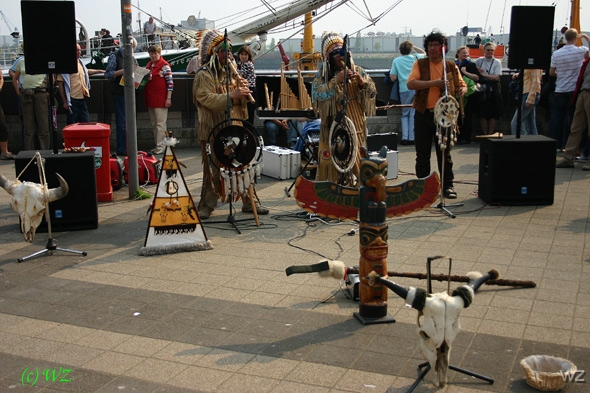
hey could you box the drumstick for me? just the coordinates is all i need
[248,185,260,226]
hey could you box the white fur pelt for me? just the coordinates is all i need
[317,259,347,280]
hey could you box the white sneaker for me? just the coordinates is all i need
[575,155,588,162]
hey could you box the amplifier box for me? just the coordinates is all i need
[478,135,556,205]
[367,132,398,152]
[15,150,99,232]
[369,150,398,179]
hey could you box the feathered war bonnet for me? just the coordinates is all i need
[320,30,344,82]
[197,29,232,69]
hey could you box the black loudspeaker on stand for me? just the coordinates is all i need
[21,1,77,75]
[479,6,557,206]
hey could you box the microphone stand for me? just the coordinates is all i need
[436,45,463,218]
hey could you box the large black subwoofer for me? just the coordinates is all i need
[15,151,98,232]
[478,136,556,205]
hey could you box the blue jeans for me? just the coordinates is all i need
[400,90,415,141]
[549,91,574,149]
[265,120,298,147]
[511,93,540,135]
[113,94,127,154]
[67,98,90,124]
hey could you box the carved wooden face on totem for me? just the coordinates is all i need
[358,156,389,315]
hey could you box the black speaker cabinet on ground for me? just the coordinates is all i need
[367,132,398,152]
[15,150,98,232]
[508,6,554,70]
[21,1,77,74]
[478,136,556,205]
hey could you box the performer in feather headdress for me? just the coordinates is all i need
[192,29,268,219]
[311,31,377,186]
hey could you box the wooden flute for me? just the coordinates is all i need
[228,60,256,104]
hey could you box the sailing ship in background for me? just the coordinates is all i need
[80,0,349,72]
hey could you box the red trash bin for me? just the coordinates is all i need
[63,123,112,202]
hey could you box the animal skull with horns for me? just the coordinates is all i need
[0,173,69,242]
[289,259,499,387]
[370,268,499,387]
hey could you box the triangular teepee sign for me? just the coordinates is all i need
[140,145,212,255]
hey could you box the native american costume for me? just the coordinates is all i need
[311,31,377,186]
[192,29,258,214]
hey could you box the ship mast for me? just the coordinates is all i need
[571,0,582,45]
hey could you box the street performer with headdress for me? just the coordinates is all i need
[312,31,377,186]
[193,29,269,219]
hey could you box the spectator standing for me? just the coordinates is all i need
[57,44,105,124]
[549,28,589,151]
[105,37,138,156]
[474,42,503,135]
[0,72,14,159]
[100,28,114,56]
[236,46,257,126]
[455,46,482,144]
[510,69,543,135]
[473,34,482,47]
[390,40,425,145]
[144,17,157,46]
[407,32,467,199]
[144,45,173,154]
[10,50,50,151]
[556,56,590,169]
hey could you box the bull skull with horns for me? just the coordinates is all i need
[0,173,69,242]
[370,268,499,387]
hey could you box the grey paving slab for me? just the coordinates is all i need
[1,145,589,392]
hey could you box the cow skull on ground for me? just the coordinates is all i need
[371,269,499,387]
[0,173,69,242]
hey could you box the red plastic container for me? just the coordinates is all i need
[63,123,113,202]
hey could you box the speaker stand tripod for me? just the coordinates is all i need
[206,170,259,235]
[18,152,87,263]
[406,362,494,393]
[436,125,463,218]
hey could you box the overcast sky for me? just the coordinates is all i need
[1,0,583,45]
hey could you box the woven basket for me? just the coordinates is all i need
[520,355,577,391]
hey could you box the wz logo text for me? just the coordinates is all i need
[560,370,587,383]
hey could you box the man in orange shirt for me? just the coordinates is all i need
[407,32,467,199]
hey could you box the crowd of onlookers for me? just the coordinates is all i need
[387,28,590,173]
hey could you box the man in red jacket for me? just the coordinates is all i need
[144,45,173,154]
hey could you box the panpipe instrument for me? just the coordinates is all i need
[280,63,300,110]
[297,67,312,109]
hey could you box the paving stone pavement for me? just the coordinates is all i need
[0,143,588,393]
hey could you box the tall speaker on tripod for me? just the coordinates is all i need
[479,6,556,206]
[21,0,77,152]
[17,1,85,262]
